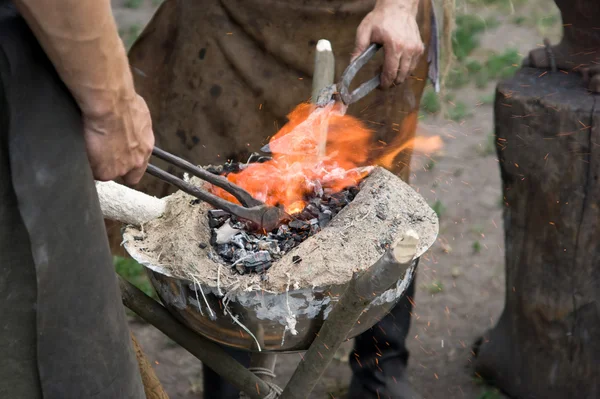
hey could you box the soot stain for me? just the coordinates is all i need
[199,48,206,60]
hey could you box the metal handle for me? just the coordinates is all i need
[339,43,382,105]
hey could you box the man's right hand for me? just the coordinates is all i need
[84,94,154,186]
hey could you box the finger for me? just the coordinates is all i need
[410,52,421,74]
[395,54,413,85]
[351,23,372,62]
[381,46,401,88]
[122,165,147,186]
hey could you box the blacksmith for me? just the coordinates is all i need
[0,0,153,397]
[123,0,438,398]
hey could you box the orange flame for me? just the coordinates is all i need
[210,101,443,215]
[210,102,373,213]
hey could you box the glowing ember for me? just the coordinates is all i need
[210,101,374,214]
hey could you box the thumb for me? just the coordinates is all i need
[351,23,372,62]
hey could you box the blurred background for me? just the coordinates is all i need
[111,0,562,397]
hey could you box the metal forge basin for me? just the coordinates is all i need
[122,167,438,353]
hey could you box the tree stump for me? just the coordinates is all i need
[474,68,600,398]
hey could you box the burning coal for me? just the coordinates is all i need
[207,100,442,274]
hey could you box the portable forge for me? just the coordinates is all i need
[96,41,439,398]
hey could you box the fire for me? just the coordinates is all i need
[210,101,443,215]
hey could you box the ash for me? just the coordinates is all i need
[204,155,359,275]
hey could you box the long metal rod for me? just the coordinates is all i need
[146,164,262,222]
[118,277,271,399]
[152,147,262,208]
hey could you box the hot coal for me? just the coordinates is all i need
[205,183,359,275]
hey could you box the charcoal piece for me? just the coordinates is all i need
[349,186,360,197]
[230,235,246,249]
[217,244,234,260]
[208,213,228,229]
[208,209,230,218]
[198,242,207,249]
[292,255,302,264]
[258,240,279,253]
[190,199,201,205]
[241,251,272,273]
[305,204,320,218]
[245,243,253,251]
[318,210,332,227]
[289,219,310,230]
[235,264,246,274]
[133,235,144,241]
[232,248,248,264]
[310,224,320,235]
[204,165,223,175]
[292,234,303,242]
[277,225,290,237]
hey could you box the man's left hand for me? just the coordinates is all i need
[352,0,424,88]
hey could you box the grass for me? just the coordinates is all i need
[114,256,156,298]
[478,389,502,399]
[479,93,495,105]
[432,200,446,218]
[447,101,471,121]
[452,14,499,61]
[479,133,497,156]
[421,89,441,114]
[512,15,527,26]
[427,280,444,294]
[472,240,482,254]
[124,0,144,9]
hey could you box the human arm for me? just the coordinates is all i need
[353,0,424,88]
[12,0,154,185]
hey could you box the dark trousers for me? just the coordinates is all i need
[204,274,416,398]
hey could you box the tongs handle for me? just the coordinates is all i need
[339,43,382,105]
[151,147,262,208]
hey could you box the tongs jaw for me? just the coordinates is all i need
[146,147,290,232]
[315,43,383,107]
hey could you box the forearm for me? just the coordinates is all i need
[12,0,135,118]
[374,0,419,16]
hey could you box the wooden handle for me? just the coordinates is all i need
[96,180,166,225]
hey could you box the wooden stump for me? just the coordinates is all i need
[474,68,600,398]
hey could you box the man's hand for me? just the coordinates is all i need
[353,0,424,88]
[84,94,154,185]
[13,0,155,185]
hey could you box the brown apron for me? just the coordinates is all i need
[107,0,436,253]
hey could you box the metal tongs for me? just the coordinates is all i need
[315,43,383,107]
[145,147,290,232]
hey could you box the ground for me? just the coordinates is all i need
[111,0,562,398]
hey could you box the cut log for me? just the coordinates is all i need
[474,68,600,398]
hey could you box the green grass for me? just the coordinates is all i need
[478,388,503,399]
[472,48,521,88]
[421,89,441,114]
[472,240,482,254]
[447,101,471,121]
[479,93,495,105]
[479,133,497,156]
[538,14,559,28]
[114,256,156,298]
[453,14,499,61]
[427,280,444,294]
[512,15,527,25]
[124,0,144,9]
[432,200,446,218]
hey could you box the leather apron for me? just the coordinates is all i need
[0,4,145,398]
